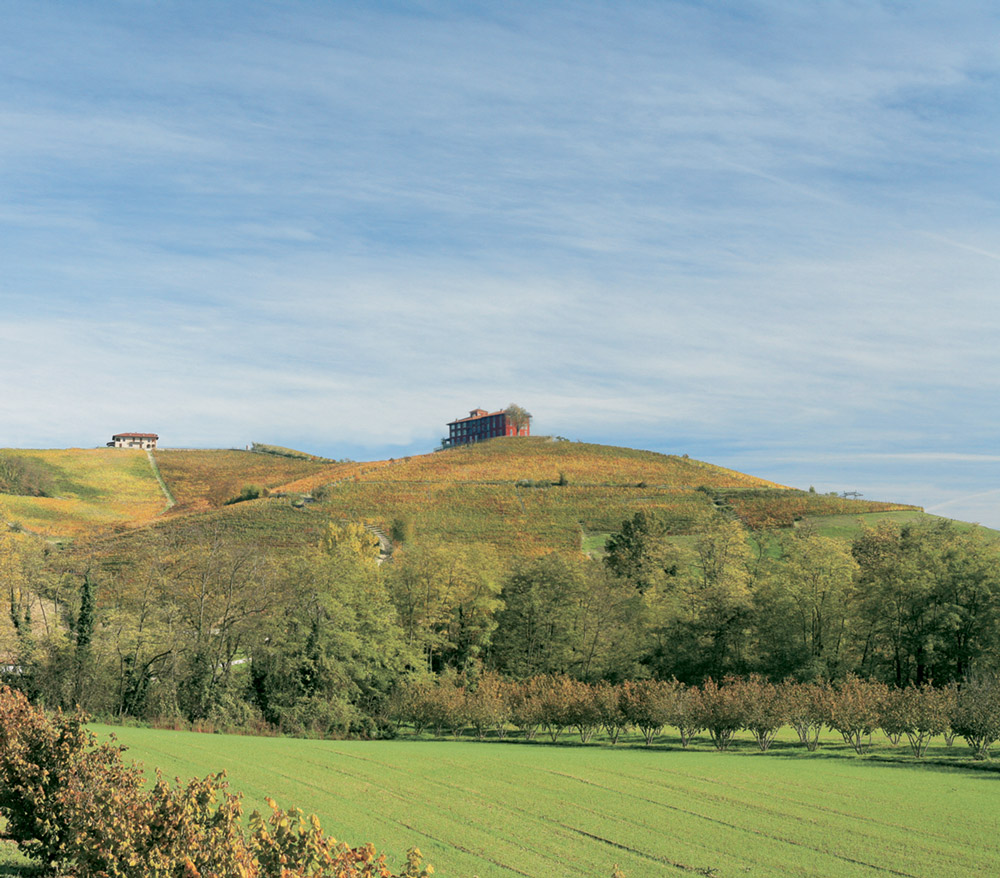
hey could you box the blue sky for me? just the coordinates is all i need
[3,1,1000,525]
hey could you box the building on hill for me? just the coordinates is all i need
[443,407,530,447]
[108,432,159,450]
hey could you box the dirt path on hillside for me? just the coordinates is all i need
[147,450,176,510]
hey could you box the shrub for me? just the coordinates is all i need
[0,686,432,877]
[691,679,745,751]
[826,675,887,755]
[250,799,430,878]
[224,484,266,505]
[781,680,828,751]
[0,454,54,497]
[952,673,1000,760]
[0,686,145,872]
[731,675,786,751]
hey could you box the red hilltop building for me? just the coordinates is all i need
[443,408,530,448]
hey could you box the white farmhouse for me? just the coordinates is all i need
[108,432,159,450]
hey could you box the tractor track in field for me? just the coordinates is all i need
[556,825,724,875]
[265,757,540,876]
[323,748,765,875]
[527,764,923,877]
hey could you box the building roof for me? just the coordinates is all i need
[447,409,506,426]
[112,432,159,439]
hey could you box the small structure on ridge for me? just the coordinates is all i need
[442,406,530,448]
[108,432,159,450]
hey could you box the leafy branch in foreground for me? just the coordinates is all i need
[0,686,431,877]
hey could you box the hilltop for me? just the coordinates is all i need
[1,438,923,557]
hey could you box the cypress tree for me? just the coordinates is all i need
[76,573,94,649]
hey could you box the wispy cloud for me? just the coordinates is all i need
[3,1,1000,522]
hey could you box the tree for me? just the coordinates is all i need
[754,530,857,680]
[689,517,754,679]
[321,520,381,565]
[250,545,412,737]
[72,572,95,705]
[603,511,683,594]
[0,528,49,698]
[851,520,1000,686]
[504,404,532,434]
[387,543,503,672]
[492,554,593,678]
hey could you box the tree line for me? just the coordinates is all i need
[387,670,1000,759]
[2,510,1000,738]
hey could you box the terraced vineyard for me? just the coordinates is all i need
[98,726,1000,878]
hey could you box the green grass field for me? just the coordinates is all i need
[93,725,1000,878]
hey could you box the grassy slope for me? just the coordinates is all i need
[306,439,920,555]
[152,449,331,511]
[97,725,1000,878]
[0,448,165,537]
[3,439,930,555]
[82,439,792,557]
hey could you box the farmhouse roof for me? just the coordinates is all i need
[113,432,159,439]
[447,409,505,425]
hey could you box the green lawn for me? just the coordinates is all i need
[801,510,999,542]
[94,725,1000,878]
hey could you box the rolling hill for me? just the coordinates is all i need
[1,438,924,558]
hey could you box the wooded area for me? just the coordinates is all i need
[3,511,999,739]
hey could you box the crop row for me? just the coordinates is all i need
[389,673,1000,760]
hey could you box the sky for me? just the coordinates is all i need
[3,1,1000,525]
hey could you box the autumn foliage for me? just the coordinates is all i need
[0,686,431,877]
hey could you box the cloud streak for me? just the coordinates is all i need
[3,1,1000,523]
